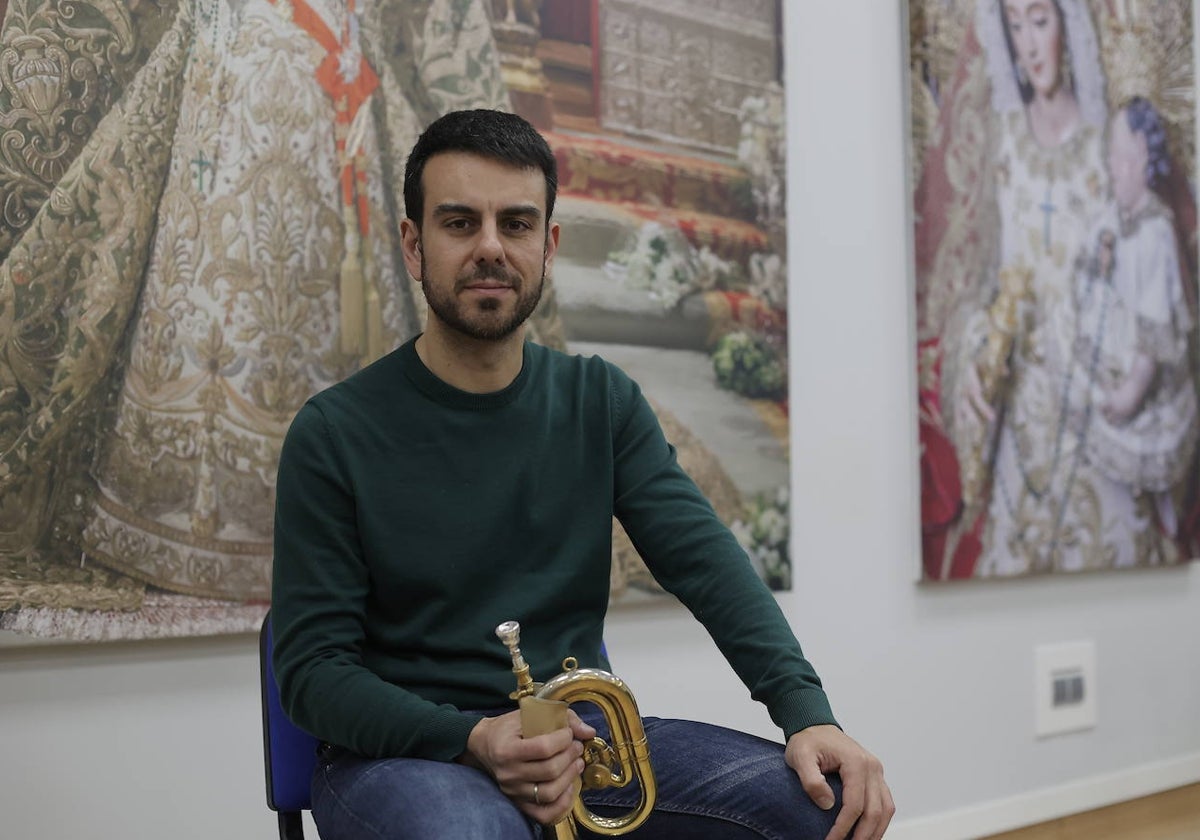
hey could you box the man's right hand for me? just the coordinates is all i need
[458,709,594,825]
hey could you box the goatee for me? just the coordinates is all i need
[419,255,545,341]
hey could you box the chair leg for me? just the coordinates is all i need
[279,811,305,840]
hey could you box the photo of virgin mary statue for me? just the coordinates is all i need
[914,0,1200,580]
[0,0,558,634]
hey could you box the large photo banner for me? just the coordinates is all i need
[910,0,1200,580]
[0,0,790,641]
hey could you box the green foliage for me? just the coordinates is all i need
[711,330,786,399]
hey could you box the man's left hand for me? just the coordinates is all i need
[785,724,894,840]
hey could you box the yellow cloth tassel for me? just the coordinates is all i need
[339,207,366,359]
[365,284,384,366]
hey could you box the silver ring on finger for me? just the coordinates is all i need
[533,782,541,805]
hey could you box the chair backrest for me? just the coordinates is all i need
[260,611,319,840]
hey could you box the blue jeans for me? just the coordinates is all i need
[311,707,844,839]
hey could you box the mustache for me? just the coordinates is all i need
[457,263,520,288]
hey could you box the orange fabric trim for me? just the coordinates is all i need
[270,0,378,235]
[282,0,339,53]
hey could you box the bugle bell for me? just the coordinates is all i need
[495,620,657,838]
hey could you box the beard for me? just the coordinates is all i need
[419,254,545,342]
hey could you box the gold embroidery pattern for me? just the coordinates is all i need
[918,51,1001,345]
[79,1,424,600]
[1,0,519,607]
[0,553,143,611]
[0,0,177,261]
[0,4,193,568]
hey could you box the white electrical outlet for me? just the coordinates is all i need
[1034,640,1097,738]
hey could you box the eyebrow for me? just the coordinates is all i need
[431,202,543,221]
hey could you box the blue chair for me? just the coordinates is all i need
[259,611,320,840]
[259,614,612,839]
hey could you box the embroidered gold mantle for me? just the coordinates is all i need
[0,0,513,602]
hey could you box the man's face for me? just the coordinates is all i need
[401,152,559,342]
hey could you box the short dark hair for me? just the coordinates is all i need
[403,109,558,228]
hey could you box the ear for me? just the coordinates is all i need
[400,218,423,282]
[543,221,560,273]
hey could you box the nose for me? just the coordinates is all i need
[1020,25,1037,58]
[474,219,505,265]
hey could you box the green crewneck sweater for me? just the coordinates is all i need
[272,337,835,761]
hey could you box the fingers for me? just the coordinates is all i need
[846,763,895,840]
[796,763,836,811]
[520,769,581,825]
[786,728,893,840]
[470,710,599,825]
[512,763,580,806]
[785,725,838,811]
[525,712,593,823]
[482,718,589,825]
[485,716,576,768]
[499,743,584,825]
[864,777,897,840]
[567,708,597,741]
[823,780,859,840]
[517,726,579,761]
[494,738,583,789]
[824,756,895,840]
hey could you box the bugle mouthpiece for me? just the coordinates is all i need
[496,620,536,698]
[495,620,521,648]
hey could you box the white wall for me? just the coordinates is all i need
[2,2,1199,838]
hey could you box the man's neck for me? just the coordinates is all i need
[415,324,526,394]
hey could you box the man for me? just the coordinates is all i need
[272,108,894,839]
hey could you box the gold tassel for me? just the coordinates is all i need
[365,246,385,365]
[339,203,365,359]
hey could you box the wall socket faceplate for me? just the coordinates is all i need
[1034,640,1097,738]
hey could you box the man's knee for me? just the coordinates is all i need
[313,755,535,840]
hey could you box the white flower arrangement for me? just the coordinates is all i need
[605,220,741,311]
[737,82,787,248]
[747,251,787,312]
[736,83,788,313]
[732,484,791,590]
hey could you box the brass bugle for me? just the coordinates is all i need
[495,620,657,837]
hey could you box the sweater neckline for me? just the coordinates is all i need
[399,336,532,410]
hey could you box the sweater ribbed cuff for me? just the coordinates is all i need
[416,707,486,762]
[769,687,840,740]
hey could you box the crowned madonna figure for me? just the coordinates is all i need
[916,0,1198,578]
